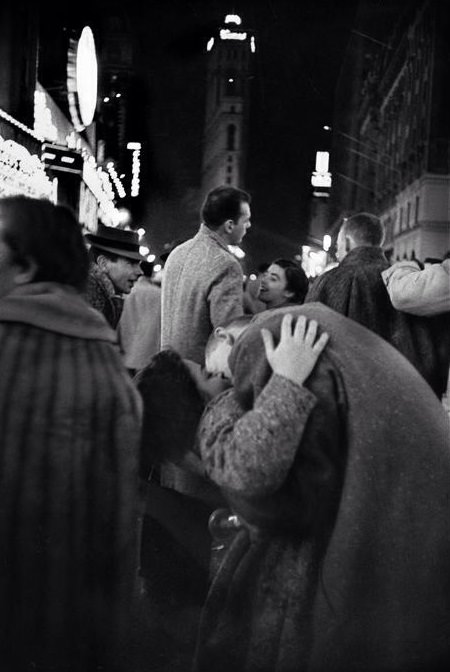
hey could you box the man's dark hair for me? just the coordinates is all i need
[272,258,309,304]
[342,212,385,247]
[0,196,89,291]
[201,185,251,230]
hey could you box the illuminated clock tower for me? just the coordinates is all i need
[201,14,255,197]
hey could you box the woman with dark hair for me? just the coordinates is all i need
[258,258,309,310]
[0,196,142,672]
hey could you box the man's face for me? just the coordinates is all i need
[229,202,251,245]
[0,219,21,299]
[105,256,143,294]
[258,263,292,309]
[336,226,348,262]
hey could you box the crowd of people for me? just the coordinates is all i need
[0,189,449,672]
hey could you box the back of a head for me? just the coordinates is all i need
[140,260,154,277]
[272,258,309,303]
[0,196,89,291]
[205,314,253,359]
[201,185,251,229]
[343,212,384,248]
[135,349,205,475]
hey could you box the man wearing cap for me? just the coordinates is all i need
[85,224,144,329]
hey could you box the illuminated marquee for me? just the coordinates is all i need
[82,155,120,226]
[220,29,247,41]
[311,150,332,190]
[127,142,141,197]
[0,133,53,199]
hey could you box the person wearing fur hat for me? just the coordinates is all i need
[193,304,450,672]
[85,224,145,328]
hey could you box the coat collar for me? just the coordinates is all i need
[0,282,117,342]
[341,246,388,265]
[198,223,233,254]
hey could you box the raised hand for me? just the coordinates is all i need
[261,313,329,386]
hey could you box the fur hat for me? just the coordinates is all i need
[85,224,145,261]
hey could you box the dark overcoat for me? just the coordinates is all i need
[0,283,142,672]
[305,246,450,396]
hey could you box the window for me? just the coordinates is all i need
[226,124,236,150]
[225,72,238,96]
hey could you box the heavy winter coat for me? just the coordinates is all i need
[382,258,450,316]
[305,246,449,396]
[194,304,450,672]
[0,283,142,672]
[161,224,244,365]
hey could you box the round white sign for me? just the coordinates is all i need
[76,27,98,127]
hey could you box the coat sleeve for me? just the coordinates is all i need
[382,259,450,316]
[198,374,317,496]
[207,259,244,328]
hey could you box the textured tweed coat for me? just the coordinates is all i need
[0,283,142,672]
[305,246,450,396]
[194,304,450,672]
[160,224,244,499]
[161,224,244,365]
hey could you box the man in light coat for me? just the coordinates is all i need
[161,185,251,365]
[153,185,251,634]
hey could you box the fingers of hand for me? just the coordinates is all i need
[280,313,294,342]
[312,332,329,355]
[261,328,274,358]
[304,319,318,346]
[293,314,307,341]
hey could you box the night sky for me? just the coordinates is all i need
[43,0,359,269]
[125,0,360,269]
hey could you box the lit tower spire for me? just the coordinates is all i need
[201,13,255,197]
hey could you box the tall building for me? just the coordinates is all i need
[330,0,449,261]
[201,13,255,198]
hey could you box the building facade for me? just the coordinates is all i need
[0,1,138,233]
[201,13,255,198]
[329,0,449,262]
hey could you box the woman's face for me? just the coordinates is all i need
[258,263,292,309]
